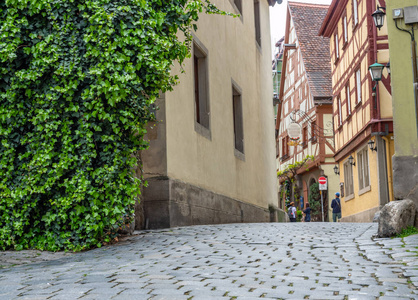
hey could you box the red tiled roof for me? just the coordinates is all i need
[288,2,332,98]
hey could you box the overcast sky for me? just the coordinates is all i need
[269,0,332,57]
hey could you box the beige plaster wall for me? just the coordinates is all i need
[339,144,380,218]
[386,0,418,157]
[164,0,278,209]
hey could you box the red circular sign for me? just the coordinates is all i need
[318,177,327,184]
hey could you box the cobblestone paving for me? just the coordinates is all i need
[0,223,417,300]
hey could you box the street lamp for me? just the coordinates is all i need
[369,62,385,82]
[348,155,356,166]
[371,6,386,30]
[368,139,377,152]
[333,165,340,175]
[386,61,390,75]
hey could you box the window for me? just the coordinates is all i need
[355,68,362,105]
[254,0,261,47]
[353,0,358,26]
[343,15,348,45]
[343,161,354,197]
[334,33,339,60]
[310,120,317,143]
[282,136,289,159]
[346,84,352,115]
[193,42,210,130]
[232,84,244,154]
[357,148,370,191]
[338,96,342,126]
[233,0,242,14]
[302,125,308,148]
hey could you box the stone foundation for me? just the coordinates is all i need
[142,177,270,229]
[393,155,418,205]
[341,206,380,223]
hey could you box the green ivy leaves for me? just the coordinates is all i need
[0,0,221,251]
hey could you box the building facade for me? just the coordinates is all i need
[319,0,394,222]
[385,0,418,205]
[276,2,338,221]
[139,0,279,229]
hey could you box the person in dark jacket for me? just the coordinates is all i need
[331,192,341,222]
[303,202,311,222]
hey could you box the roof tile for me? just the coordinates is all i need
[288,2,332,98]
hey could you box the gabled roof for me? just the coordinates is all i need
[288,2,332,99]
[318,0,347,37]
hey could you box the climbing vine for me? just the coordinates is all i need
[0,0,231,251]
[277,155,314,208]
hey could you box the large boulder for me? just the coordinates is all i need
[378,199,417,237]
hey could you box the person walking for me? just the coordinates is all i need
[303,203,311,222]
[288,202,297,222]
[331,192,342,222]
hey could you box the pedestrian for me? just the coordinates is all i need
[303,202,311,222]
[288,202,297,222]
[331,192,342,222]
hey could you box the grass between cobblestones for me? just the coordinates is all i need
[396,227,418,238]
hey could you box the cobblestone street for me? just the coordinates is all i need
[1,223,417,300]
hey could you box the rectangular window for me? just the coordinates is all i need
[343,15,348,44]
[282,136,289,158]
[285,136,289,156]
[232,85,244,154]
[344,161,354,197]
[194,42,210,130]
[334,33,339,60]
[338,96,342,126]
[353,0,358,26]
[357,148,370,191]
[310,120,317,143]
[355,68,362,105]
[282,137,286,156]
[254,0,261,47]
[302,125,308,148]
[346,84,352,115]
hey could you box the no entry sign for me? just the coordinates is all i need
[318,176,327,190]
[318,177,327,184]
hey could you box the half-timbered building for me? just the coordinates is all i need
[276,2,338,221]
[319,0,394,222]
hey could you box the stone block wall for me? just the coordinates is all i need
[142,177,270,229]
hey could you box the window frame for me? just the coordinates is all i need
[343,160,354,200]
[353,0,359,28]
[281,135,290,161]
[310,120,317,143]
[357,146,371,194]
[355,68,362,106]
[343,13,348,47]
[302,125,308,148]
[232,80,244,158]
[193,38,211,139]
[346,83,352,116]
[231,0,242,14]
[334,32,339,62]
[253,0,261,48]
[337,95,342,127]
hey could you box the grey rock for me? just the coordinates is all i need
[415,206,418,227]
[373,210,380,222]
[378,199,416,237]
